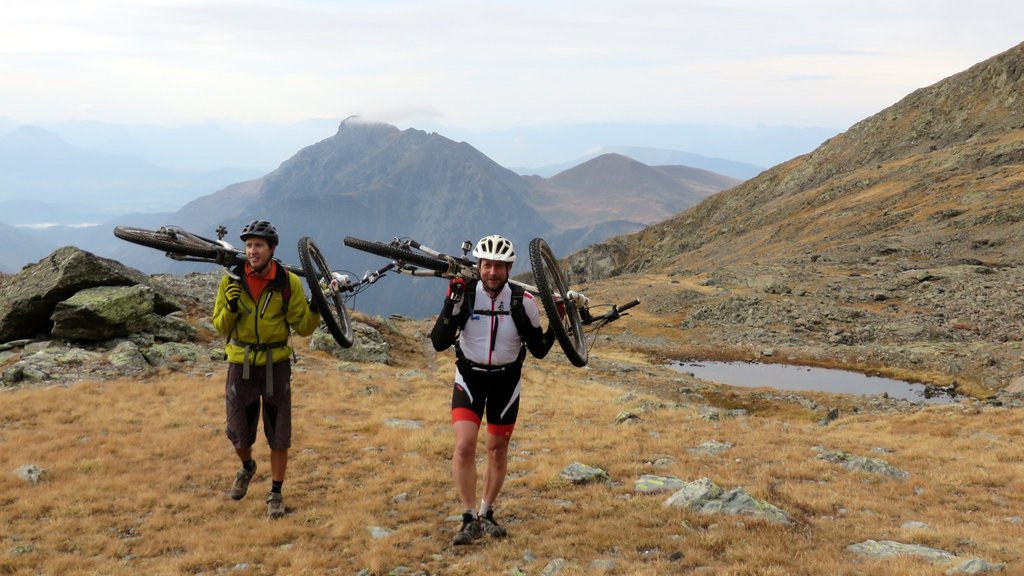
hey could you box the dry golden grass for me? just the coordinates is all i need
[2,320,1023,575]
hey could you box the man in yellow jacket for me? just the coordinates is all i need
[212,220,321,518]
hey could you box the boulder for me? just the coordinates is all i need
[663,477,793,525]
[559,462,610,485]
[310,321,392,364]
[50,285,155,341]
[845,540,955,563]
[0,247,183,342]
[1006,375,1024,396]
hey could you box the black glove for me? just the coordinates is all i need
[307,297,319,314]
[447,277,468,304]
[224,282,241,312]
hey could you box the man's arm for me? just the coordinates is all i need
[430,299,461,351]
[520,294,556,359]
[430,279,467,351]
[212,274,240,335]
[287,273,321,337]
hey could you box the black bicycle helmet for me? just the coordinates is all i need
[239,220,279,247]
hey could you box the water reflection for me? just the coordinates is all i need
[669,361,957,404]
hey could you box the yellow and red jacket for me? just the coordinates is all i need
[212,262,320,366]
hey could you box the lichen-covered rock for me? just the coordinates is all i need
[0,247,183,342]
[664,477,793,525]
[51,285,156,341]
[559,462,609,485]
[310,321,391,364]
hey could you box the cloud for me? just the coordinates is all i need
[1,0,1022,129]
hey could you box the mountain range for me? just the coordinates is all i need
[105,122,740,316]
[1,120,741,316]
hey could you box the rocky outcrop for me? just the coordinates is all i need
[0,246,182,342]
[0,247,215,387]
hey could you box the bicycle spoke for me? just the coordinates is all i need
[298,236,354,348]
[528,238,588,367]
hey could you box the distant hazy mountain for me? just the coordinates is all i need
[525,153,740,231]
[10,115,838,177]
[0,126,262,225]
[521,146,764,180]
[0,222,56,273]
[0,117,17,139]
[431,122,840,172]
[40,118,341,173]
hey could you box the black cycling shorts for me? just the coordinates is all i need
[451,358,522,437]
[224,361,292,451]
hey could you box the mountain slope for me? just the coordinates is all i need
[570,41,1024,281]
[552,41,1024,396]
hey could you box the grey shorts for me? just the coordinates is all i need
[224,361,292,451]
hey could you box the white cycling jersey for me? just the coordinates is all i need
[453,281,542,366]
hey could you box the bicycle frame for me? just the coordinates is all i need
[342,235,640,367]
[363,237,613,319]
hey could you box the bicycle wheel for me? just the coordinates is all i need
[528,237,588,367]
[344,236,450,273]
[298,236,354,348]
[113,225,221,260]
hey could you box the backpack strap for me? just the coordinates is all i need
[459,280,530,339]
[457,280,479,331]
[508,283,530,339]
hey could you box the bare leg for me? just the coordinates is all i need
[482,432,510,508]
[270,448,288,483]
[452,420,480,510]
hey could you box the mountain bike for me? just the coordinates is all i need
[342,235,639,367]
[112,225,393,349]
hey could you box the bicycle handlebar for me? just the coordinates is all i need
[580,298,641,326]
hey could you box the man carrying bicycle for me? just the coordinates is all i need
[212,220,321,518]
[430,234,558,545]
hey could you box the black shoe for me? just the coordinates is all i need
[452,512,483,545]
[480,509,508,538]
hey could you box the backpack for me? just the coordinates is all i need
[457,279,531,339]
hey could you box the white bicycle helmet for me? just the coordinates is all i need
[472,234,516,263]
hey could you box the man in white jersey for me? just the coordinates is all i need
[430,234,557,545]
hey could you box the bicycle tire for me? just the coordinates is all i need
[343,236,451,273]
[298,236,354,348]
[528,238,588,367]
[114,225,223,260]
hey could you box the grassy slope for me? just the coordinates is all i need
[2,313,1022,575]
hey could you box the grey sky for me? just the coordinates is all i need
[2,0,1021,131]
